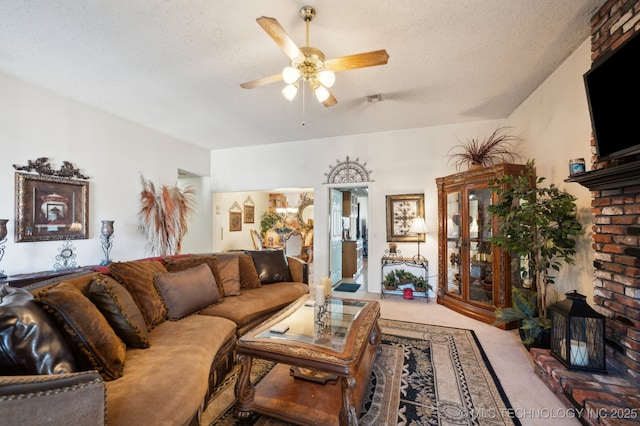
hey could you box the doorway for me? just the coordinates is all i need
[327,184,369,291]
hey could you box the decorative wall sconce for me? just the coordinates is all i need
[100,220,115,266]
[0,219,8,279]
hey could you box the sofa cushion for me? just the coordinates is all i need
[199,282,308,335]
[155,264,222,320]
[215,254,241,296]
[163,255,225,296]
[238,253,262,290]
[108,260,168,330]
[88,274,150,348]
[0,284,77,375]
[246,249,293,284]
[104,314,237,426]
[35,282,126,381]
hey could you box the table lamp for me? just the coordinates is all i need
[409,217,427,262]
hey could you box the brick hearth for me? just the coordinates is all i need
[532,348,640,425]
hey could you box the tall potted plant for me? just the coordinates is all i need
[488,160,582,343]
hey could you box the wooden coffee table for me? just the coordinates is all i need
[234,295,381,426]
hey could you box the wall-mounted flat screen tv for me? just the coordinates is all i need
[584,31,640,162]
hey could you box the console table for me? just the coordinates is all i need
[380,251,430,301]
[0,266,94,288]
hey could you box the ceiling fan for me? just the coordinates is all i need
[240,6,389,107]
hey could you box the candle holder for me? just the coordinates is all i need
[0,219,8,279]
[100,220,115,266]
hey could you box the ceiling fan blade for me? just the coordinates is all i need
[257,16,305,62]
[322,90,337,107]
[325,49,389,72]
[240,73,283,89]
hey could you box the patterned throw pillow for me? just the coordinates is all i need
[214,254,242,296]
[88,274,150,348]
[155,264,222,320]
[237,253,262,290]
[108,260,168,330]
[35,282,126,381]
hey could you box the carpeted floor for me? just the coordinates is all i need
[201,319,521,425]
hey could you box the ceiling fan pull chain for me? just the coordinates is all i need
[302,82,306,126]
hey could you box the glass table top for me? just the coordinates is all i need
[253,296,370,352]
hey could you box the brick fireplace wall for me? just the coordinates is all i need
[588,0,640,379]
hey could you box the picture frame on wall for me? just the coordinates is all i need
[385,193,425,242]
[244,205,254,223]
[243,196,255,224]
[15,173,89,242]
[229,211,242,231]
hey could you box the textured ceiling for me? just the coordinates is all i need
[0,1,605,150]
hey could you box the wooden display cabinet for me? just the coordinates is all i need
[436,163,526,328]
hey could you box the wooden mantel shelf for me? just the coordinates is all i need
[564,159,640,191]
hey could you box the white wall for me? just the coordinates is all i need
[210,37,596,297]
[0,72,212,274]
[508,38,595,303]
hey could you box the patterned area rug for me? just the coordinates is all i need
[201,319,521,425]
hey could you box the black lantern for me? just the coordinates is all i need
[550,290,606,372]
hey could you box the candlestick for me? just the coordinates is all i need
[315,282,325,307]
[320,276,331,298]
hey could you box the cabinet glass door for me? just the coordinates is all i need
[467,188,493,305]
[446,191,462,296]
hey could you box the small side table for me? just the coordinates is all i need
[381,250,431,302]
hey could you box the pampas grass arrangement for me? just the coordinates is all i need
[138,176,196,256]
[447,127,522,171]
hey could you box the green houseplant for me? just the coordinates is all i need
[488,160,582,343]
[383,269,433,293]
[494,288,551,346]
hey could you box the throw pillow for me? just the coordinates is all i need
[164,255,225,297]
[215,254,242,296]
[238,253,262,290]
[0,284,77,375]
[246,249,293,284]
[35,282,126,381]
[108,260,168,330]
[88,274,150,348]
[154,264,222,320]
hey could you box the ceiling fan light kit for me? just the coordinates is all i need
[240,6,389,108]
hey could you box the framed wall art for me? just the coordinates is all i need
[385,193,425,242]
[243,196,255,224]
[15,173,89,242]
[229,201,242,232]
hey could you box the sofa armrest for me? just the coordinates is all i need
[286,256,308,284]
[0,371,106,426]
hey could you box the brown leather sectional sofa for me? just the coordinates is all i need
[0,250,308,426]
